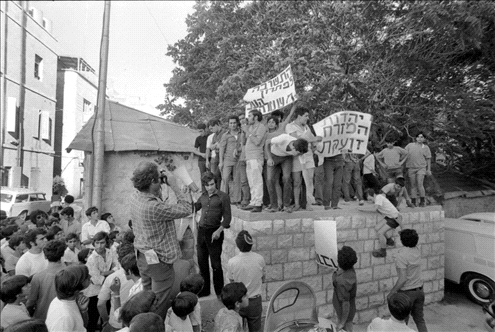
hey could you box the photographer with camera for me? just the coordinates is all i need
[129,161,192,319]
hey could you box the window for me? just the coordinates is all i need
[15,194,29,203]
[37,110,52,144]
[82,99,93,124]
[34,55,43,80]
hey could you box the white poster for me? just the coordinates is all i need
[314,220,338,269]
[313,111,372,157]
[243,65,297,115]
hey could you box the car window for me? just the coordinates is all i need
[1,193,13,203]
[15,194,29,203]
[29,194,38,201]
[37,194,46,201]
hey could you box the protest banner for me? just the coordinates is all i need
[243,65,297,115]
[313,111,372,157]
[314,220,338,269]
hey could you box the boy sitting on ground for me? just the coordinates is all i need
[179,274,205,332]
[367,292,415,331]
[359,189,403,258]
[165,291,198,332]
[0,275,31,329]
[214,282,249,332]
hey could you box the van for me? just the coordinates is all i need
[445,213,495,305]
[0,187,51,218]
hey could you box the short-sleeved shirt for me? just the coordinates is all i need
[214,308,247,332]
[62,247,80,265]
[396,246,423,290]
[15,251,48,277]
[228,252,265,298]
[332,268,357,303]
[207,134,216,159]
[374,194,399,219]
[245,123,267,161]
[269,134,298,157]
[405,143,431,169]
[99,268,134,328]
[0,304,30,328]
[376,147,408,168]
[367,317,415,331]
[195,135,208,161]
[81,220,110,248]
[363,153,375,175]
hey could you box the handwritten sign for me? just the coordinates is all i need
[243,65,297,115]
[313,111,372,157]
[314,220,338,269]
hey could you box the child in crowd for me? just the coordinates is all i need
[360,188,403,258]
[227,230,265,332]
[62,233,80,265]
[367,293,415,331]
[3,234,25,276]
[101,212,121,233]
[165,291,198,332]
[380,176,414,209]
[118,290,157,332]
[3,319,48,332]
[0,275,31,329]
[45,265,90,332]
[77,248,91,265]
[129,312,164,332]
[332,246,358,332]
[179,273,205,332]
[45,225,64,241]
[214,282,249,332]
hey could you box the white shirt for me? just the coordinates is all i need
[46,298,86,332]
[270,134,298,157]
[99,268,134,328]
[62,247,80,265]
[81,220,110,248]
[15,251,48,277]
[374,194,399,219]
[363,153,375,175]
[1,303,30,328]
[228,251,265,298]
[165,307,194,332]
[367,317,415,331]
[207,133,216,158]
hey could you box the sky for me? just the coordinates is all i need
[35,1,196,114]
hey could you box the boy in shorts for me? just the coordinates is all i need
[360,188,403,258]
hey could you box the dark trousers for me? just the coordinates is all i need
[210,157,222,190]
[314,164,324,204]
[87,296,100,332]
[323,157,344,208]
[239,295,263,332]
[363,173,382,197]
[197,226,224,296]
[198,160,207,191]
[400,288,428,332]
[267,155,293,208]
[136,251,175,319]
[238,159,251,205]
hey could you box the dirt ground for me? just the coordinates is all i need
[200,280,488,332]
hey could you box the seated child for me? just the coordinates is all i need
[118,290,156,332]
[62,233,80,265]
[0,275,31,329]
[380,177,414,209]
[367,292,415,331]
[332,246,358,332]
[3,319,48,332]
[214,282,249,332]
[165,291,198,332]
[180,273,205,332]
[129,312,164,332]
[360,189,403,258]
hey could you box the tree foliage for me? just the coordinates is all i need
[161,0,495,180]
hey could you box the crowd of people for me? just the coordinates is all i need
[194,104,432,214]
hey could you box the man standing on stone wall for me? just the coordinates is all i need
[129,161,192,319]
[405,132,431,207]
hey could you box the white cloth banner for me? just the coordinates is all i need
[243,65,297,115]
[314,220,338,269]
[313,111,372,157]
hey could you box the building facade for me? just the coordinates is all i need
[54,56,97,198]
[1,1,58,196]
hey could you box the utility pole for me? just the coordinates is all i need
[92,0,111,210]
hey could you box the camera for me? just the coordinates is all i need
[159,170,169,185]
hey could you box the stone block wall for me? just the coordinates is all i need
[221,206,445,324]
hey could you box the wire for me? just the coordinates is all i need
[144,2,170,45]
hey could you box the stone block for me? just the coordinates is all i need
[419,211,429,223]
[423,281,433,293]
[318,304,334,319]
[300,275,323,292]
[436,267,444,279]
[309,247,316,259]
[301,218,314,232]
[337,230,358,242]
[346,240,365,253]
[323,274,333,289]
[371,255,387,266]
[358,308,378,324]
[366,215,378,228]
[425,292,434,305]
[284,262,303,279]
[356,267,373,283]
[433,280,439,292]
[315,290,327,306]
[285,218,301,233]
[427,232,440,243]
[277,234,293,249]
[304,233,315,247]
[421,244,431,257]
[265,264,283,281]
[433,290,444,302]
[373,264,392,279]
[377,304,390,318]
[358,228,368,240]
[271,249,288,264]
[357,281,379,296]
[430,210,441,222]
[364,240,375,252]
[266,281,288,298]
[369,293,385,307]
[246,220,272,236]
[303,260,318,276]
[368,228,377,239]
[423,269,437,281]
[412,223,424,234]
[258,250,271,265]
[433,220,444,232]
[379,278,395,292]
[360,252,371,268]
[409,212,419,223]
[439,278,445,291]
[432,242,444,255]
[293,233,304,247]
[256,236,274,251]
[288,247,310,262]
[356,296,369,310]
[428,255,442,269]
[421,259,427,271]
[352,215,366,228]
[273,219,285,234]
[336,216,352,229]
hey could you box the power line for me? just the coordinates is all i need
[144,2,170,45]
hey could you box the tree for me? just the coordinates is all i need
[162,0,495,180]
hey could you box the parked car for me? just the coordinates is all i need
[445,212,495,305]
[0,187,51,218]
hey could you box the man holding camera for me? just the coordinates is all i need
[129,161,192,319]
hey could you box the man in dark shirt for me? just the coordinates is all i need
[194,123,209,178]
[194,171,231,298]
